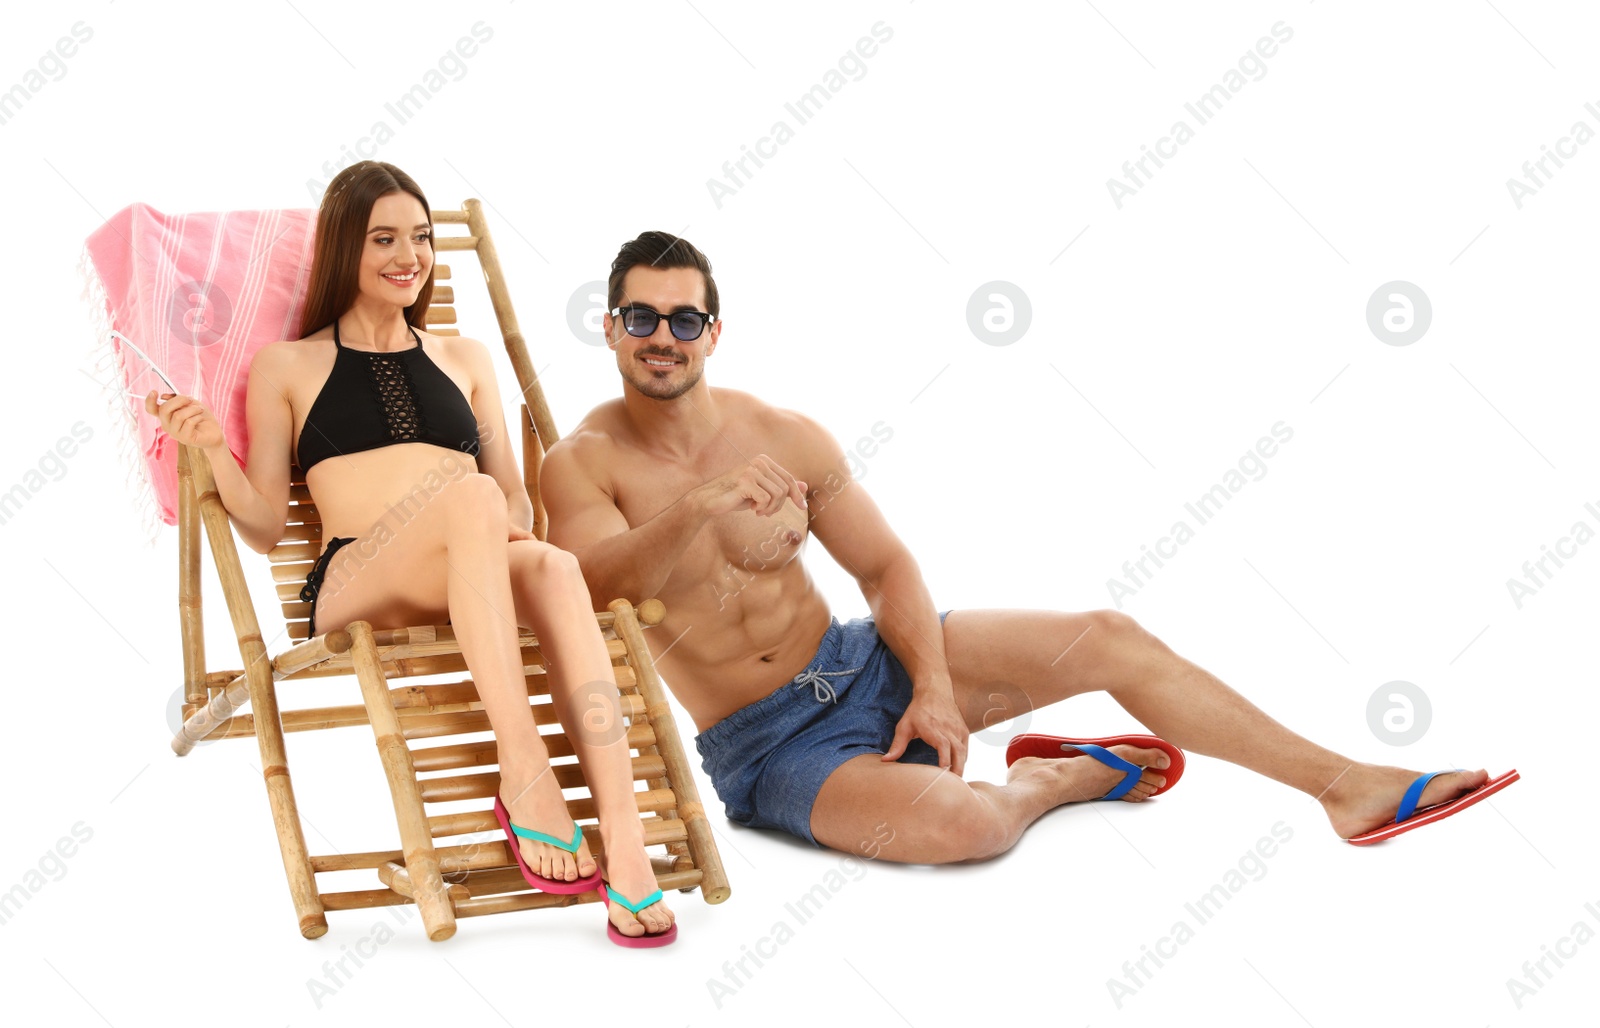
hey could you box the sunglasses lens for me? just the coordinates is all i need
[622,308,659,337]
[669,312,706,341]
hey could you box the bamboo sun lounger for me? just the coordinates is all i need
[166,200,729,940]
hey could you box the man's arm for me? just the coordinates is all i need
[541,438,805,609]
[802,416,969,774]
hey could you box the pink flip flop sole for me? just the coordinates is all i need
[1005,733,1186,796]
[602,885,678,948]
[493,795,602,895]
[1345,769,1521,845]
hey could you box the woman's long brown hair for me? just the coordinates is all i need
[297,161,434,339]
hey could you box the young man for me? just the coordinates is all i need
[538,231,1514,862]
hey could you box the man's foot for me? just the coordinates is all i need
[498,768,598,883]
[598,835,675,939]
[1007,744,1171,803]
[1321,764,1490,839]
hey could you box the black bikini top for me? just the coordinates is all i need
[296,320,481,473]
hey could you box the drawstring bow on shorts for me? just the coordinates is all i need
[791,665,862,704]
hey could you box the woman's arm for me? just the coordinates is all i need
[149,345,292,554]
[459,336,535,535]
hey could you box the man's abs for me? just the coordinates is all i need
[647,557,834,732]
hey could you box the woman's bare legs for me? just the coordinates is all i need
[311,473,669,936]
[507,540,674,938]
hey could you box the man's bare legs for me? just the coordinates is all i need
[811,744,1174,863]
[810,608,1487,862]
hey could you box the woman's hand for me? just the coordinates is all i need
[145,391,226,450]
[508,523,536,543]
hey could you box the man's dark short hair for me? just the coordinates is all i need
[608,231,719,319]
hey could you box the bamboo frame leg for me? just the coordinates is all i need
[172,671,249,756]
[172,632,356,755]
[350,621,457,942]
[608,599,730,903]
[177,447,205,707]
[630,603,698,889]
[466,199,559,450]
[245,658,330,939]
[190,447,327,938]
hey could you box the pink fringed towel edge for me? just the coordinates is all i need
[82,204,316,525]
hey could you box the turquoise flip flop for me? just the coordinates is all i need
[494,794,602,895]
[600,884,678,948]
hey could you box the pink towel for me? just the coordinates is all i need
[83,204,316,525]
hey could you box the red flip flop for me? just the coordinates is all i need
[1345,768,1520,845]
[1005,733,1185,797]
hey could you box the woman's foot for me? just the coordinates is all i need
[499,764,597,883]
[598,830,675,938]
[1321,763,1489,839]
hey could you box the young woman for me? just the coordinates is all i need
[146,160,674,945]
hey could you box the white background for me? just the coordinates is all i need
[3,2,1596,1025]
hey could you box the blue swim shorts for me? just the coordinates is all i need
[694,613,948,846]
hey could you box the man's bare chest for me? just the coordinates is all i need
[615,451,810,576]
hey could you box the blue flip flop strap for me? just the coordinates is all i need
[1064,743,1144,801]
[1395,769,1462,823]
[507,820,583,854]
[609,888,664,915]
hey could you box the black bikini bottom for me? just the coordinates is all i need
[300,536,357,636]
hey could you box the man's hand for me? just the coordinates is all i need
[883,686,969,777]
[694,454,807,518]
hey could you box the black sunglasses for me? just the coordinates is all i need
[610,305,716,342]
